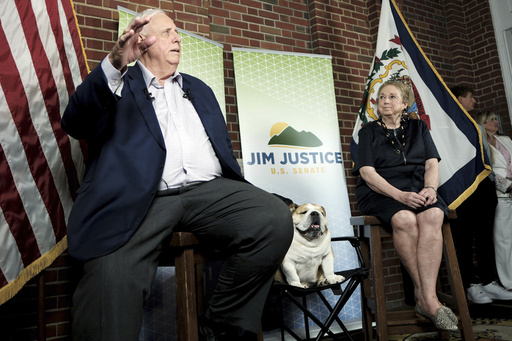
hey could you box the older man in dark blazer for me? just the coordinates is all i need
[62,9,292,341]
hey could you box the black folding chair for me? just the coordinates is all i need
[271,236,369,341]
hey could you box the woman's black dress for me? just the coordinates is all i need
[352,118,448,225]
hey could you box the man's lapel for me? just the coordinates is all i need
[125,64,165,149]
[182,75,213,129]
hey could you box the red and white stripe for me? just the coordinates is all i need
[0,0,87,303]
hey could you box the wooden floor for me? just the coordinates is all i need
[317,300,512,341]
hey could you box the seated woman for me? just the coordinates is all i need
[477,111,512,290]
[352,80,457,331]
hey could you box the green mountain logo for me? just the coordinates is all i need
[268,123,323,147]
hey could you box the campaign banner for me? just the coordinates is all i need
[233,48,361,337]
[116,7,226,340]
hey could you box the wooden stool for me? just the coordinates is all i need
[159,232,264,341]
[159,232,214,341]
[350,212,475,341]
[31,233,207,341]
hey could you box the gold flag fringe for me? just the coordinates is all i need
[0,237,68,306]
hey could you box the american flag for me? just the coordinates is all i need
[0,0,87,304]
[351,0,490,209]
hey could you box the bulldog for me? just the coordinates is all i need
[275,203,345,288]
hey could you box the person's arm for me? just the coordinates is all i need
[420,157,439,206]
[493,135,512,193]
[61,16,156,140]
[419,121,441,205]
[359,165,427,209]
[494,173,512,193]
[60,65,118,140]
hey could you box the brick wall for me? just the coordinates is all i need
[1,0,509,339]
[0,254,79,340]
[414,0,511,130]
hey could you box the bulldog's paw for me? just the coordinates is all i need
[325,274,345,284]
[289,281,303,288]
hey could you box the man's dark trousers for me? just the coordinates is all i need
[71,177,293,340]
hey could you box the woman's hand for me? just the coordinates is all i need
[418,187,438,206]
[359,165,439,208]
[397,191,427,208]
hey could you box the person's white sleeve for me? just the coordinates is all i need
[100,55,127,97]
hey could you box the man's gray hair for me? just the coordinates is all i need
[128,9,166,35]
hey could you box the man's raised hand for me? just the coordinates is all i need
[108,16,156,71]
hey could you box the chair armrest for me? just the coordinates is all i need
[330,235,364,245]
[330,236,366,269]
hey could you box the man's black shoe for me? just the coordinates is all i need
[198,319,218,341]
[198,316,257,341]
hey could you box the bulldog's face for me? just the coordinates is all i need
[290,203,327,239]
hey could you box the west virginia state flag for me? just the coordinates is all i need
[351,0,490,209]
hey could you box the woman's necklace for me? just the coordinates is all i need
[379,116,407,164]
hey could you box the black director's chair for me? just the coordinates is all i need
[271,236,369,341]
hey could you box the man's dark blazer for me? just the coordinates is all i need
[61,63,244,261]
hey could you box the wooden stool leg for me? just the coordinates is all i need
[367,223,388,341]
[195,264,205,317]
[360,234,374,340]
[441,222,475,341]
[175,248,199,341]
